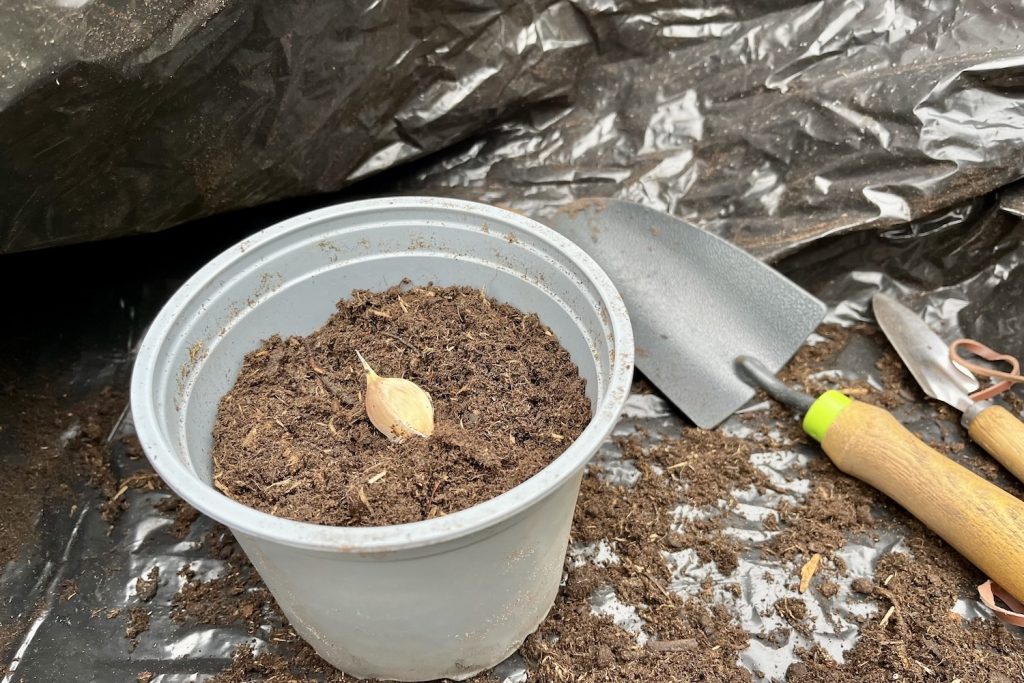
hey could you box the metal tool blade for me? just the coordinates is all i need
[871,293,979,412]
[545,199,826,428]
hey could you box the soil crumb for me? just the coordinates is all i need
[212,641,350,682]
[775,597,811,636]
[170,526,274,634]
[212,284,590,527]
[852,577,875,594]
[59,579,78,602]
[135,567,159,603]
[124,607,150,652]
[155,496,200,539]
[0,366,85,565]
[789,550,1024,680]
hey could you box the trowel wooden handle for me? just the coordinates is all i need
[968,404,1024,485]
[819,399,1024,604]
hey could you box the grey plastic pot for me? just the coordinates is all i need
[130,197,634,681]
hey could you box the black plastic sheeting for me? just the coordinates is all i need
[0,193,1021,681]
[3,0,1024,257]
[3,0,1024,678]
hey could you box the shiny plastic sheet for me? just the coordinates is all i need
[3,0,1024,256]
[0,197,1021,681]
[408,0,1024,260]
[0,0,591,252]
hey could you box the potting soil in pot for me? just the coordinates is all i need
[212,283,591,526]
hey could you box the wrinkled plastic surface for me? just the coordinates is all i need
[3,0,1024,257]
[1,196,1022,681]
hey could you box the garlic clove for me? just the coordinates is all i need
[358,351,434,443]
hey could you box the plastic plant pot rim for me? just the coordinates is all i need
[130,196,635,555]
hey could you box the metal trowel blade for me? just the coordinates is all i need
[545,199,826,428]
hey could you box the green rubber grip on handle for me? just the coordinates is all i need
[803,390,852,442]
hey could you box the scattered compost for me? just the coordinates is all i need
[0,376,161,669]
[211,283,591,527]
[202,324,1024,681]
[170,526,274,635]
[123,608,150,652]
[8,321,1024,680]
[134,568,159,603]
[0,365,79,567]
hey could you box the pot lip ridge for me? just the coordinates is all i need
[130,196,635,554]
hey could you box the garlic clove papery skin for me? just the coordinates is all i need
[358,351,435,443]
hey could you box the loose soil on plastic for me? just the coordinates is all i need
[212,283,591,526]
[124,607,151,652]
[203,324,1024,682]
[19,322,1021,681]
[0,365,79,568]
[0,369,160,669]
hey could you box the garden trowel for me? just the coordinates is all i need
[873,292,1024,483]
[546,198,1024,603]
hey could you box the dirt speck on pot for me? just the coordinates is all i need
[212,283,591,527]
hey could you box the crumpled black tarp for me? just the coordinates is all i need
[3,0,1024,257]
